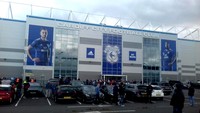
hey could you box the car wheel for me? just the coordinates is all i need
[160,97,163,100]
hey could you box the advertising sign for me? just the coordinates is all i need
[86,48,95,58]
[129,51,136,61]
[102,34,122,75]
[161,39,177,71]
[26,25,53,66]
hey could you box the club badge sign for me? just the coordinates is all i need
[104,45,120,63]
[102,34,122,75]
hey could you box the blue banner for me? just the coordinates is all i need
[129,51,136,61]
[102,34,122,75]
[27,25,53,66]
[161,39,177,71]
[86,48,95,58]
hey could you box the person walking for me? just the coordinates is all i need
[147,83,153,103]
[118,81,125,107]
[95,83,100,104]
[188,83,195,107]
[45,81,51,98]
[170,83,185,113]
[113,82,119,105]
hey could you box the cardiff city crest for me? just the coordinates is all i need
[104,45,120,63]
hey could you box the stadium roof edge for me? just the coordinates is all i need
[27,15,178,36]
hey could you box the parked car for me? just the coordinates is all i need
[151,85,164,100]
[125,84,138,101]
[100,85,114,103]
[159,82,172,95]
[27,82,44,97]
[125,84,148,101]
[52,85,77,103]
[0,84,16,104]
[76,85,99,103]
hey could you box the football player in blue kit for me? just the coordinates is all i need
[162,41,176,71]
[27,28,51,66]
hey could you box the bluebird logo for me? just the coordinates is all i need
[86,48,95,58]
[104,45,120,63]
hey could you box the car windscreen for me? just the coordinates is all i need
[153,86,162,90]
[83,86,95,93]
[60,86,74,91]
[127,85,135,89]
[0,87,11,91]
[137,86,147,90]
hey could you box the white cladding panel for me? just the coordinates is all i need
[78,44,102,62]
[177,39,200,65]
[0,20,25,49]
[0,52,24,59]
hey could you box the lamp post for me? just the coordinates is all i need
[58,52,63,79]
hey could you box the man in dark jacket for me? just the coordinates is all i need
[188,83,195,106]
[147,84,153,103]
[118,81,125,107]
[113,82,118,105]
[170,83,185,113]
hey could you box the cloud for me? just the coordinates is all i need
[3,0,200,27]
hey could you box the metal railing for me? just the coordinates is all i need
[0,0,199,40]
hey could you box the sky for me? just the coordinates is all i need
[1,0,200,28]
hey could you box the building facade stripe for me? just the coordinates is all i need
[123,42,142,49]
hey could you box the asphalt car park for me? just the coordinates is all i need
[0,89,199,113]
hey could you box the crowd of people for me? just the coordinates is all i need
[0,77,198,112]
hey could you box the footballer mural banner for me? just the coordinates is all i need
[26,25,53,66]
[102,33,122,75]
[161,39,177,71]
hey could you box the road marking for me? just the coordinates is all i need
[101,110,136,113]
[68,105,112,108]
[68,105,97,108]
[98,105,112,107]
[79,111,101,113]
[46,98,51,106]
[126,100,134,104]
[164,99,171,101]
[76,101,82,105]
[15,94,23,107]
[104,101,110,104]
[79,110,136,113]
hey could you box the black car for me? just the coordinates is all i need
[159,82,172,95]
[137,85,148,100]
[52,85,77,103]
[27,82,44,97]
[125,84,138,101]
[76,85,97,103]
[100,85,114,103]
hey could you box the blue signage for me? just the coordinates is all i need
[102,34,122,75]
[86,48,95,58]
[27,25,53,66]
[129,51,136,61]
[161,39,177,71]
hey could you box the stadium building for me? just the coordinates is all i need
[0,2,200,83]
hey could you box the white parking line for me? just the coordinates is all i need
[76,101,82,105]
[46,98,51,106]
[15,94,23,107]
[79,110,136,113]
[101,110,136,113]
[68,105,112,109]
[164,99,171,101]
[126,100,134,104]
